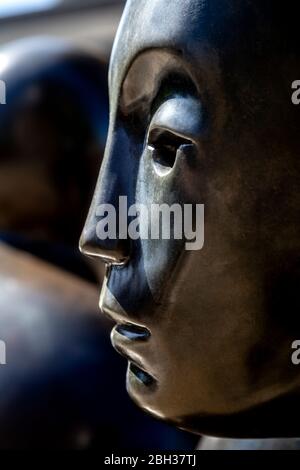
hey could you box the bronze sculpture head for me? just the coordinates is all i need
[80,0,300,437]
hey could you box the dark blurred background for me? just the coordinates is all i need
[0,0,198,450]
[0,0,124,57]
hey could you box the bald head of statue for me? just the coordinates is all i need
[80,0,300,437]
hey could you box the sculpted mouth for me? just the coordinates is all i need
[111,322,156,387]
[129,362,155,386]
[100,283,155,386]
[116,323,150,341]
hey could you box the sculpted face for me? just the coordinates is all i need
[81,0,300,437]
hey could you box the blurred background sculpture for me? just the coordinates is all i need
[81,0,300,439]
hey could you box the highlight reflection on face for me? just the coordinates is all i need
[80,0,300,437]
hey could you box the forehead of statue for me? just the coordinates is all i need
[108,0,214,99]
[108,0,275,104]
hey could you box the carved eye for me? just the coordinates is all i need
[148,129,192,172]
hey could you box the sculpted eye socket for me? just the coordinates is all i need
[145,94,203,176]
[148,128,193,172]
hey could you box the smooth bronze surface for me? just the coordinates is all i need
[81,0,300,437]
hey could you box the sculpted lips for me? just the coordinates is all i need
[112,322,156,387]
[129,362,155,386]
[100,284,156,386]
[116,323,150,341]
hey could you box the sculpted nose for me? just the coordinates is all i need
[79,132,132,266]
[79,222,130,265]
